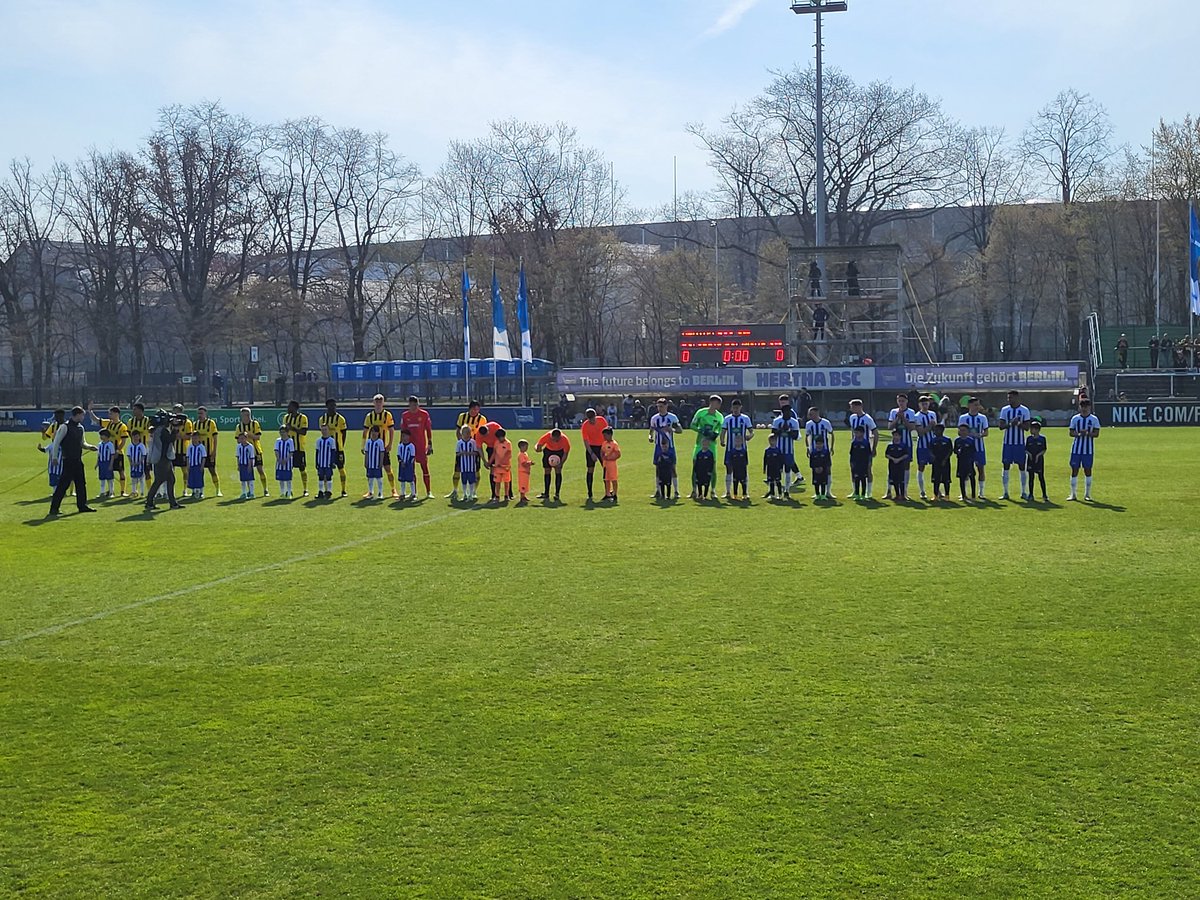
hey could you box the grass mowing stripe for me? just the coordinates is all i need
[0,507,466,649]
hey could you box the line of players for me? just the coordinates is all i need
[36,389,1101,505]
[646,390,1101,503]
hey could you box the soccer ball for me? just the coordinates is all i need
[548,454,561,468]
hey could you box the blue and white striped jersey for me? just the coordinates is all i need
[771,414,801,457]
[998,404,1032,448]
[804,417,834,455]
[722,413,753,452]
[848,412,877,439]
[649,413,680,452]
[314,435,337,469]
[186,443,207,467]
[395,442,416,467]
[1069,414,1100,456]
[363,438,385,470]
[275,437,295,469]
[889,407,918,447]
[236,442,256,469]
[456,438,479,473]
[96,441,115,464]
[914,410,939,450]
[127,442,147,474]
[958,413,989,454]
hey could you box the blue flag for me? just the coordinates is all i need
[1190,203,1200,316]
[461,267,471,366]
[491,266,512,361]
[516,264,533,364]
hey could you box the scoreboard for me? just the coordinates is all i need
[678,324,787,365]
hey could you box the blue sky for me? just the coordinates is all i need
[0,0,1192,213]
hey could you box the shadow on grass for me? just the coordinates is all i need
[1081,499,1126,513]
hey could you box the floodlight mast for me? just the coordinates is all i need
[791,1,847,248]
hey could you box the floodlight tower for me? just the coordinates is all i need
[791,1,847,249]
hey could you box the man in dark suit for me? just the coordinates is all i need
[47,406,97,517]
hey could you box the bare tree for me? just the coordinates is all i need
[1022,90,1113,356]
[319,127,421,359]
[692,67,962,246]
[135,102,256,375]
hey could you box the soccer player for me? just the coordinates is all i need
[648,397,683,499]
[235,431,257,499]
[958,396,990,498]
[888,393,917,498]
[720,398,753,500]
[809,435,832,500]
[186,431,208,499]
[275,426,295,498]
[235,408,268,496]
[171,403,194,482]
[319,398,349,498]
[516,439,533,504]
[849,426,872,500]
[314,422,337,499]
[763,433,785,499]
[127,403,152,448]
[399,395,434,499]
[127,430,148,498]
[689,395,725,498]
[580,407,610,501]
[194,406,222,497]
[884,429,911,502]
[693,435,716,500]
[848,398,878,498]
[395,429,417,501]
[282,400,310,497]
[600,426,621,502]
[449,401,486,498]
[998,390,1032,500]
[535,427,571,502]
[913,394,939,500]
[1067,399,1100,501]
[455,425,481,502]
[804,406,836,498]
[90,405,129,496]
[770,394,802,498]
[95,429,116,498]
[953,422,977,501]
[1025,419,1048,502]
[363,425,385,500]
[490,428,513,502]
[929,423,953,501]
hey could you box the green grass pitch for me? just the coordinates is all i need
[1,428,1197,898]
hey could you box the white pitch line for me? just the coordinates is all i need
[0,508,467,649]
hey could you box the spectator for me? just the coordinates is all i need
[845,260,861,297]
[622,394,634,422]
[812,303,829,341]
[807,260,823,298]
[1149,334,1160,369]
[631,399,646,425]
[1115,334,1128,369]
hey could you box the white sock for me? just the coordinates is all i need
[1002,470,1010,493]
[725,473,732,494]
[1070,475,1078,495]
[671,476,678,495]
[978,478,986,497]
[1019,471,1027,495]
[1085,475,1092,494]
[917,471,925,494]
[866,478,873,497]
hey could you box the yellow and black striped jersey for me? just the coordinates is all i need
[235,418,263,453]
[362,410,395,449]
[127,415,152,441]
[283,412,309,451]
[193,417,218,454]
[319,413,348,451]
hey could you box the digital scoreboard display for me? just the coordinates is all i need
[678,324,787,365]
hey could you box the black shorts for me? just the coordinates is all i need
[334,450,346,469]
[173,453,187,468]
[204,455,217,472]
[112,454,125,474]
[254,452,264,468]
[586,444,603,467]
[292,450,307,471]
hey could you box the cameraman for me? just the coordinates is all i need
[145,412,185,511]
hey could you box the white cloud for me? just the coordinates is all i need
[704,0,762,37]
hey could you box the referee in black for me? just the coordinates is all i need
[47,406,97,517]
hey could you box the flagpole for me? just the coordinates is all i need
[462,264,471,403]
[491,262,498,403]
[519,258,528,406]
